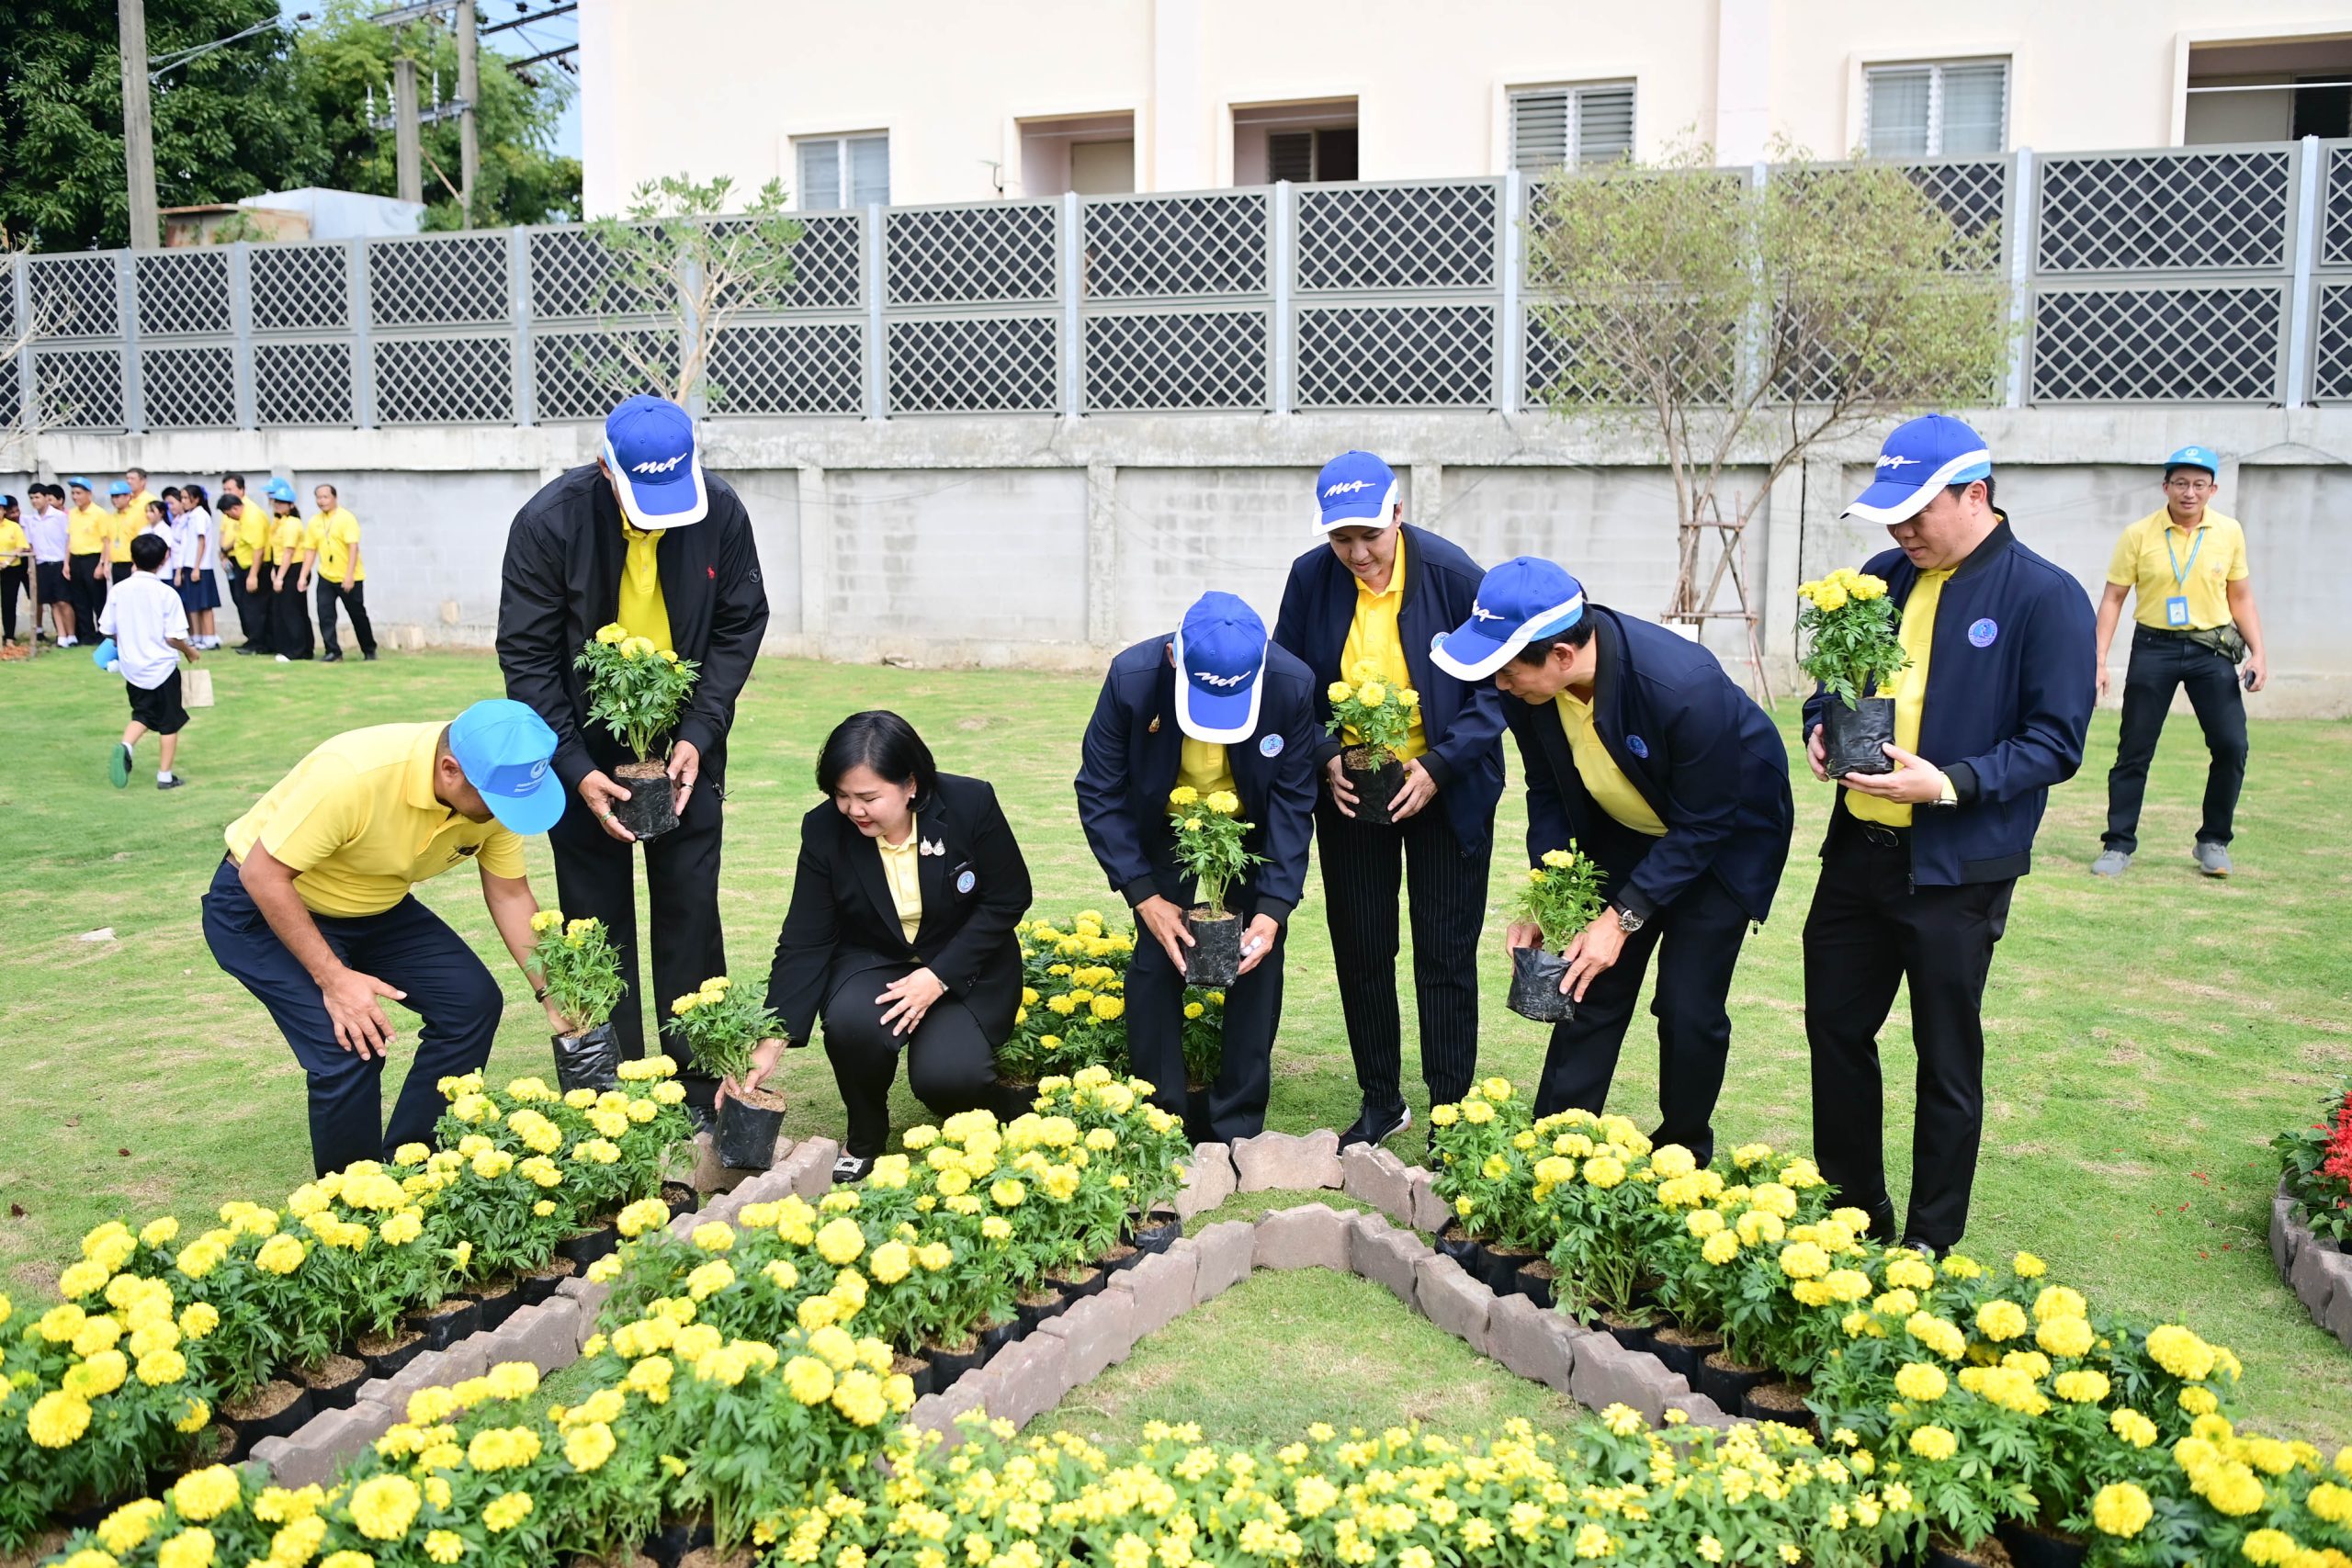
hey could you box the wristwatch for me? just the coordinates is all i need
[1611,903,1646,936]
[1931,770,1960,807]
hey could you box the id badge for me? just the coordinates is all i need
[2165,595,2191,628]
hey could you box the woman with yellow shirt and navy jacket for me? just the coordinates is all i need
[729,712,1035,1182]
[1799,415,2095,1257]
[1271,450,1505,1150]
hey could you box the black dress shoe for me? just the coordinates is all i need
[322,650,343,663]
[1340,1101,1411,1149]
[1896,1236,1941,1261]
[362,650,379,661]
[832,1153,875,1184]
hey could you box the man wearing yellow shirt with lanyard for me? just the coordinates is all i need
[301,481,378,662]
[2090,445,2267,879]
[1800,415,2095,1256]
[497,395,771,1114]
[64,478,110,647]
[1272,451,1505,1149]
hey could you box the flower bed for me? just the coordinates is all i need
[1003,911,1224,1093]
[2272,1077,2352,1351]
[0,1060,694,1551]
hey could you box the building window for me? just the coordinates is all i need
[1863,60,2007,158]
[1233,98,1357,186]
[1267,127,1358,183]
[1509,83,1635,174]
[796,133,889,210]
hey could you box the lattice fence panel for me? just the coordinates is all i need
[1297,184,1497,292]
[2036,151,2290,272]
[532,329,681,422]
[528,227,668,321]
[1521,306,1735,409]
[373,335,515,423]
[368,235,510,327]
[34,347,125,428]
[888,316,1057,412]
[255,342,354,426]
[141,345,235,427]
[2030,287,2280,401]
[2327,147,2352,269]
[1084,310,1267,410]
[1903,159,2007,245]
[887,204,1058,306]
[1083,194,1268,299]
[251,245,348,332]
[714,212,864,312]
[25,255,120,338]
[1296,304,1492,408]
[2313,283,2352,403]
[134,251,232,336]
[707,322,864,414]
[0,269,14,344]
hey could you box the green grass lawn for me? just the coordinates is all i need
[0,647,2346,1441]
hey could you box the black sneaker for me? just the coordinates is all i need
[832,1153,875,1184]
[362,651,379,661]
[1340,1101,1411,1149]
[157,775,186,791]
[322,651,343,663]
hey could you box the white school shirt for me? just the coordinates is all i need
[25,505,69,563]
[176,506,212,572]
[98,571,188,690]
[146,517,179,573]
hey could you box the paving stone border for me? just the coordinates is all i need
[2271,1179,2352,1350]
[248,1127,1735,1486]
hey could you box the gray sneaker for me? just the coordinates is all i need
[2194,841,2233,878]
[2089,849,2131,877]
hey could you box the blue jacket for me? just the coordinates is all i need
[1270,524,1507,856]
[1508,607,1793,924]
[1074,636,1323,925]
[1802,517,2096,886]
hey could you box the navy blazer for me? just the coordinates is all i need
[1073,636,1322,925]
[1801,516,2095,886]
[763,773,1032,1046]
[1270,523,1507,856]
[1507,607,1793,924]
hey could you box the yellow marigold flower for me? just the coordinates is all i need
[481,1494,532,1533]
[2089,1483,2151,1537]
[2012,1251,2046,1278]
[1780,1242,1830,1280]
[1702,1231,1741,1266]
[2307,1482,2352,1526]
[2111,1408,2159,1448]
[1584,1156,1625,1190]
[1894,1362,1947,1402]
[2033,1313,2093,1359]
[1975,1300,2029,1342]
[98,1500,166,1554]
[424,1532,463,1565]
[2053,1370,2109,1404]
[2145,1325,2216,1382]
[1168,785,1200,807]
[320,1553,371,1568]
[1327,681,1353,704]
[817,1218,865,1264]
[869,1241,912,1284]
[2239,1529,2297,1566]
[138,1348,188,1386]
[564,1421,616,1473]
[1906,1426,1958,1461]
[157,1530,215,1568]
[691,1222,735,1253]
[348,1476,421,1542]
[2179,1385,2220,1416]
[785,1356,835,1405]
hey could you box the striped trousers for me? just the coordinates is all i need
[1315,798,1491,1113]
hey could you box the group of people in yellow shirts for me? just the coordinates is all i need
[217,476,378,663]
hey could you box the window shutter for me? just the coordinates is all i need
[1574,85,1634,164]
[1511,91,1569,174]
[1865,69,1933,158]
[848,135,891,206]
[797,139,842,210]
[1268,131,1315,183]
[1938,63,2007,154]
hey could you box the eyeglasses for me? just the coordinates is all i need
[2164,477,2213,491]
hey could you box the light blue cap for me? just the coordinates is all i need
[107,480,131,497]
[447,699,565,835]
[265,477,297,502]
[68,476,94,491]
[2165,445,2219,477]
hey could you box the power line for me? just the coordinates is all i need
[482,4,576,37]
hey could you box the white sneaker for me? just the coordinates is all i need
[58,637,78,648]
[276,654,290,663]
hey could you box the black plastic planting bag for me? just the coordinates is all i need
[1821,695,1897,777]
[552,1024,622,1094]
[1185,909,1243,987]
[1508,946,1576,1023]
[1341,747,1408,826]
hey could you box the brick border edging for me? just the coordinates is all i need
[2272,1179,2352,1349]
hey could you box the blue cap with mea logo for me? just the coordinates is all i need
[1845,413,1993,525]
[1175,592,1270,743]
[1314,450,1398,533]
[447,698,566,835]
[603,394,708,528]
[2165,444,2220,478]
[1431,557,1587,681]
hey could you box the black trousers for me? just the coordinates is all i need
[226,569,259,648]
[1125,887,1286,1144]
[1804,816,2014,1251]
[316,579,377,658]
[0,563,23,640]
[70,552,107,637]
[269,573,313,658]
[109,560,132,584]
[548,758,727,1106]
[1532,872,1751,1167]
[201,858,501,1177]
[1316,798,1489,1113]
[820,959,1030,1157]
[2103,626,2246,853]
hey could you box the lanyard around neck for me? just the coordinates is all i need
[2164,525,2205,590]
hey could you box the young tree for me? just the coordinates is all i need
[1524,141,2015,692]
[576,175,802,412]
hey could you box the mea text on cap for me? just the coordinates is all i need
[1843,413,1992,525]
[602,394,709,528]
[1174,591,1269,744]
[1313,450,1398,534]
[447,698,566,836]
[1430,557,1587,681]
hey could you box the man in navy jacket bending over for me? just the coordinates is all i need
[1803,414,2094,1255]
[1434,557,1792,1166]
[1076,592,1321,1142]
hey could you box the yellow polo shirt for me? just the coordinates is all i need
[876,825,922,943]
[0,519,27,559]
[1337,535,1428,761]
[305,507,366,585]
[225,722,528,919]
[1175,738,1235,802]
[1555,690,1666,837]
[114,495,157,560]
[229,512,268,570]
[268,513,308,568]
[1846,568,1951,829]
[2107,509,2245,632]
[68,504,110,556]
[616,521,673,653]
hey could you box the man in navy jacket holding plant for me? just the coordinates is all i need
[1802,414,2095,1255]
[1272,451,1505,1149]
[1075,591,1322,1142]
[1433,556,1791,1165]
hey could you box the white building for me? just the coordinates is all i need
[580,0,2352,214]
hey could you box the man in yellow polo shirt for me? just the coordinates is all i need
[65,477,111,645]
[2090,445,2267,879]
[302,481,378,663]
[1272,451,1504,1150]
[201,700,569,1176]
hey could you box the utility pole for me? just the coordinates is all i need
[456,0,480,225]
[393,55,424,203]
[119,0,161,248]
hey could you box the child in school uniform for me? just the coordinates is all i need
[99,531,198,790]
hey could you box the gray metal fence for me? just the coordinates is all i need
[13,136,2352,433]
